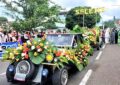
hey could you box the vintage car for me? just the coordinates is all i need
[5,33,90,85]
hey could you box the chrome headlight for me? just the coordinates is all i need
[42,69,48,77]
[8,65,14,72]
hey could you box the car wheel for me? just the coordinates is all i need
[52,68,68,85]
[15,60,35,80]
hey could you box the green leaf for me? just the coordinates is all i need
[76,63,84,71]
[16,54,21,59]
[83,57,89,66]
[59,56,69,64]
[29,51,33,58]
[58,62,64,68]
[29,52,45,64]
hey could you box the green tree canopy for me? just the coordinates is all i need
[65,6,101,30]
[1,0,61,31]
[104,20,116,28]
[0,17,8,25]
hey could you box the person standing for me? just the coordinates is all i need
[3,31,9,42]
[0,27,4,43]
[101,29,105,43]
[110,28,116,44]
[105,28,110,44]
[115,29,118,44]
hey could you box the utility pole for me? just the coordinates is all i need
[83,14,85,27]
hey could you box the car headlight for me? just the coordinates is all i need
[8,65,14,72]
[42,69,48,77]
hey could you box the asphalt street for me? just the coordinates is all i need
[0,44,120,85]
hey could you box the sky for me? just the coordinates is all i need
[51,0,120,22]
[0,0,120,22]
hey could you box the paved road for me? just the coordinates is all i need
[86,44,120,85]
[0,44,120,85]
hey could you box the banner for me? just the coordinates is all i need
[0,42,20,58]
[75,7,105,15]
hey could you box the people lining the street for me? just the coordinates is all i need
[0,27,5,43]
[115,29,118,44]
[110,28,118,44]
[0,27,118,45]
[110,28,116,44]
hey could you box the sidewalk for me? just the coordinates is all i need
[87,44,120,85]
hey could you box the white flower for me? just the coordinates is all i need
[27,40,31,45]
[44,46,48,49]
[31,46,35,50]
[38,39,41,42]
[16,47,19,50]
[21,53,25,57]
[54,58,58,62]
[37,49,41,52]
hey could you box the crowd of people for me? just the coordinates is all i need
[0,26,119,45]
[101,28,119,44]
[0,27,46,44]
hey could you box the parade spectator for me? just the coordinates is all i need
[110,28,116,44]
[37,31,45,38]
[8,30,13,42]
[3,31,9,42]
[115,29,118,44]
[105,28,110,43]
[101,29,105,43]
[17,32,22,43]
[0,27,4,43]
[11,30,17,42]
[23,31,31,42]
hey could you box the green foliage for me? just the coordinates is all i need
[76,63,84,71]
[0,17,7,23]
[66,6,101,30]
[1,0,61,31]
[104,20,116,28]
[0,17,9,30]
[71,25,84,33]
[29,52,45,65]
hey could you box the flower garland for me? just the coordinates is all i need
[2,35,92,71]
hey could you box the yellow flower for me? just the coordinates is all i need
[46,54,53,62]
[34,41,37,45]
[27,40,32,45]
[34,52,38,57]
[19,46,23,50]
[13,50,18,54]
[9,53,14,59]
[39,43,44,47]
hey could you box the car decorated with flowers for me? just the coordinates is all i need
[2,33,92,85]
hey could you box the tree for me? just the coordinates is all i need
[0,17,10,30]
[1,0,61,31]
[0,17,8,25]
[104,20,116,28]
[65,6,101,30]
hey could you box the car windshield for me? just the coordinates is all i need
[46,34,74,47]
